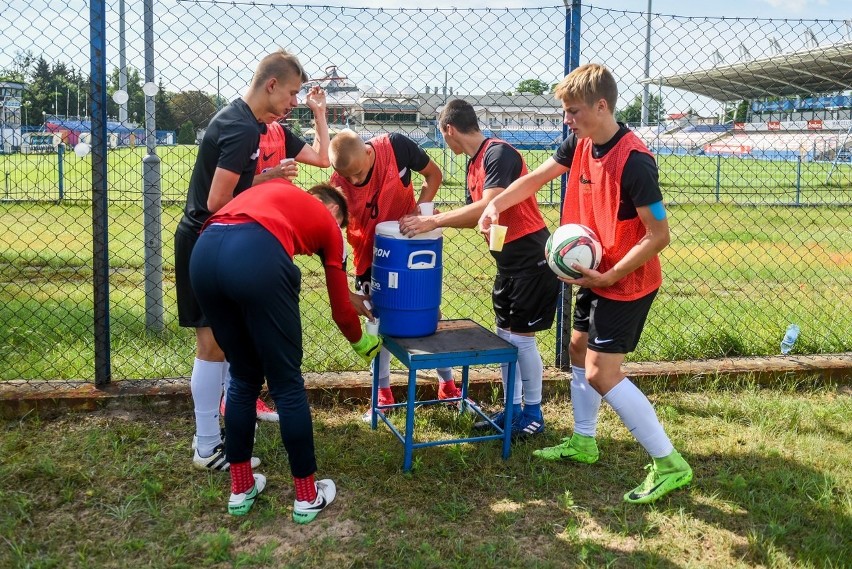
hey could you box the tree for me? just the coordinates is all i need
[615,94,665,126]
[178,121,196,145]
[1,49,35,82]
[516,79,549,96]
[108,66,144,124]
[25,57,75,124]
[154,80,177,132]
[170,91,217,130]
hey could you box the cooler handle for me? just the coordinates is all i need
[407,250,436,269]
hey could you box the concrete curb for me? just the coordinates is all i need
[1,353,850,420]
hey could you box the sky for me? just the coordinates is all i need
[4,0,849,121]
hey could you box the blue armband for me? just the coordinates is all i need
[648,201,667,221]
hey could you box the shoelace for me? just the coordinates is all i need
[640,463,659,492]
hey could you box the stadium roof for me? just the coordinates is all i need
[642,41,852,102]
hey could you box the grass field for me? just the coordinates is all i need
[1,377,850,568]
[1,146,851,381]
[3,145,851,204]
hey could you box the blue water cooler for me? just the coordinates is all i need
[371,221,443,337]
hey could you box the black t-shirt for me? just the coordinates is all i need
[178,99,266,233]
[355,133,430,188]
[282,125,307,159]
[465,139,523,204]
[553,124,661,220]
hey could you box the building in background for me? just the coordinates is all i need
[286,65,563,150]
[0,80,24,153]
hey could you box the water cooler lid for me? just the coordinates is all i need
[375,220,442,240]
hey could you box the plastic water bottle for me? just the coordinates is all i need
[780,324,800,355]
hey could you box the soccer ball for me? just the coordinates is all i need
[545,224,603,279]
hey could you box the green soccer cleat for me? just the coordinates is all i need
[532,433,599,464]
[228,473,266,516]
[624,450,693,504]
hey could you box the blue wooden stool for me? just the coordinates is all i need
[370,319,518,472]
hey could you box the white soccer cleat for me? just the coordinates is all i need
[292,479,337,524]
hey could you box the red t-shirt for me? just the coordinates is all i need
[205,179,361,342]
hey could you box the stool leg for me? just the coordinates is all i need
[403,367,417,471]
[502,360,516,460]
[371,353,379,430]
[460,366,470,413]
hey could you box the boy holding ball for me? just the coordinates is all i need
[479,64,692,504]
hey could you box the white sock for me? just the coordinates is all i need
[509,333,543,406]
[497,328,523,405]
[571,367,601,437]
[221,360,231,406]
[436,367,454,382]
[191,358,226,456]
[603,378,674,458]
[372,347,392,389]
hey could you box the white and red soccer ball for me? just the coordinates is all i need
[544,224,603,279]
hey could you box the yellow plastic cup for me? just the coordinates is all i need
[489,224,508,251]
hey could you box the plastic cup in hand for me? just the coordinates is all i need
[365,318,380,336]
[489,224,508,251]
[419,202,434,216]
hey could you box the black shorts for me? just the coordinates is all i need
[174,224,209,328]
[493,265,560,334]
[573,287,658,354]
[355,267,372,294]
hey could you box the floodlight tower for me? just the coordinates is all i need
[806,28,819,48]
[119,0,127,124]
[641,0,652,127]
[769,37,782,55]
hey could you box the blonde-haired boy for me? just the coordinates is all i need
[479,63,692,504]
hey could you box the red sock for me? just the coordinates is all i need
[378,387,394,404]
[293,474,317,502]
[230,461,255,495]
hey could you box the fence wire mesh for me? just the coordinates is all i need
[1,2,850,382]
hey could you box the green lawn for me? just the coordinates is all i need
[1,378,850,568]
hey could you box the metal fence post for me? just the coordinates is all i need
[142,0,164,332]
[556,0,582,371]
[795,154,802,205]
[91,0,112,386]
[715,154,721,203]
[57,143,65,202]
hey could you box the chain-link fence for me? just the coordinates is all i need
[1,1,850,383]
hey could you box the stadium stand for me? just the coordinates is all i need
[723,131,851,161]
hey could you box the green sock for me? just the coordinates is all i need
[570,433,597,450]
[653,450,688,471]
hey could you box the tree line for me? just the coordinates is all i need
[5,57,700,141]
[2,52,220,142]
